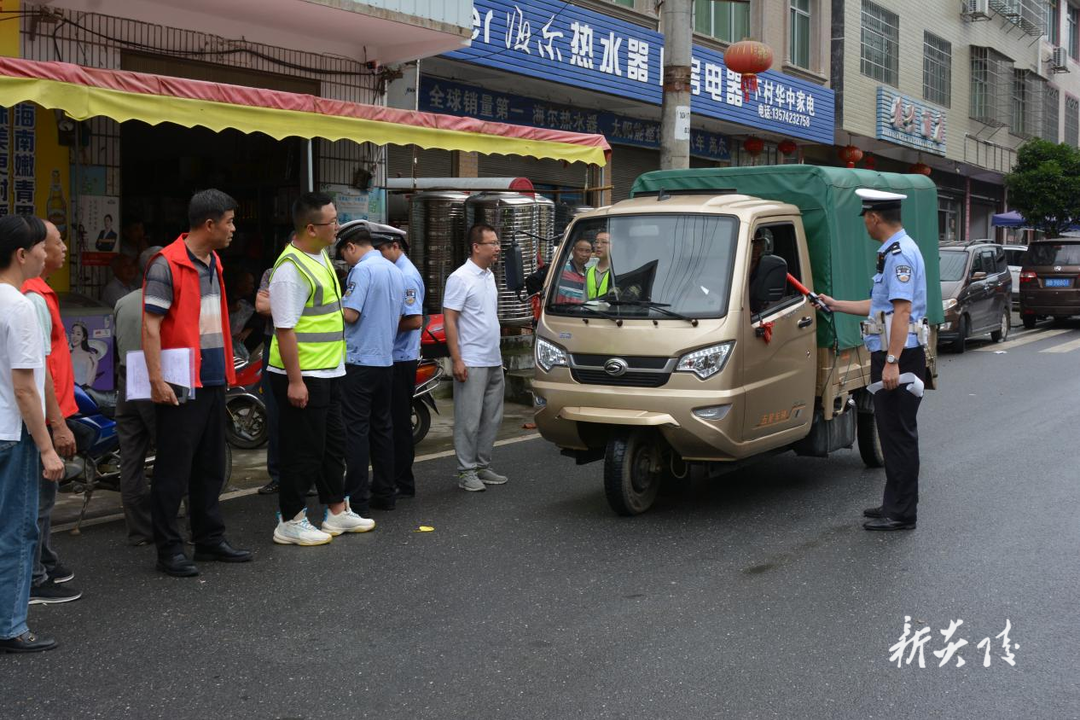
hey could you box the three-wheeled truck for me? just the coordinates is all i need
[531,166,943,515]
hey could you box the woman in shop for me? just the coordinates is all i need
[69,321,103,387]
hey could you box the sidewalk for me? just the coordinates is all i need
[51,398,538,531]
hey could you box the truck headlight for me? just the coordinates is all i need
[942,298,957,312]
[536,337,569,372]
[675,342,734,380]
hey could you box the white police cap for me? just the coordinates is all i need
[857,188,907,216]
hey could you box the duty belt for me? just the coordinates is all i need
[861,313,930,347]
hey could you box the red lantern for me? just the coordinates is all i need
[778,139,797,156]
[725,40,773,95]
[908,162,932,176]
[743,136,765,157]
[838,145,863,168]
[863,154,877,170]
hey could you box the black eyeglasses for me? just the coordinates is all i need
[310,218,340,227]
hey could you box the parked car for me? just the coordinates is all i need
[938,242,1012,353]
[1003,244,1027,307]
[1018,239,1080,328]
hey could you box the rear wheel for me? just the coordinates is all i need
[411,400,432,445]
[1022,314,1037,329]
[950,315,968,353]
[604,429,663,516]
[225,395,268,449]
[990,307,1010,343]
[857,411,884,468]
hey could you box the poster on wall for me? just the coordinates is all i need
[77,194,121,267]
[320,184,386,224]
[61,313,114,391]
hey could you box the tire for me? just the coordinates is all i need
[603,429,663,516]
[225,395,268,449]
[990,307,1010,343]
[950,315,968,353]
[1022,314,1037,329]
[411,400,432,446]
[857,411,885,468]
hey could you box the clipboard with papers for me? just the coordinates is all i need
[124,348,196,401]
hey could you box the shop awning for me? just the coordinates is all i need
[0,57,610,166]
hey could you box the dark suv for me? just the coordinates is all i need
[938,243,1012,352]
[1018,239,1080,328]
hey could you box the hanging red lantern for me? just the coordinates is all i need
[743,136,765,157]
[908,162,932,176]
[725,40,773,95]
[862,154,877,170]
[778,139,797,156]
[838,145,863,168]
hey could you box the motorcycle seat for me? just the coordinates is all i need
[84,387,118,418]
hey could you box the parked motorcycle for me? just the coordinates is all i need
[225,345,268,449]
[412,314,448,445]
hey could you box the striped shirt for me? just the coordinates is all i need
[143,250,227,387]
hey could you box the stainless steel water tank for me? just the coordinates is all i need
[534,195,557,265]
[409,191,468,313]
[464,192,539,325]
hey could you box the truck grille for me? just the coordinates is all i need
[570,368,671,388]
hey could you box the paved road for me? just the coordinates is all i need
[3,320,1079,719]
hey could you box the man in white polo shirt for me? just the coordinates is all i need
[442,223,508,492]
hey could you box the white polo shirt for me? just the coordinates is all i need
[442,259,501,367]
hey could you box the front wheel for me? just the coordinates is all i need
[225,395,268,449]
[411,400,432,445]
[604,429,663,516]
[950,315,968,353]
[857,411,884,468]
[990,307,1010,343]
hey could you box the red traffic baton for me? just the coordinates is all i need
[787,274,832,314]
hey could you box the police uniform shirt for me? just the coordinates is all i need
[342,248,405,367]
[393,253,425,363]
[865,229,928,353]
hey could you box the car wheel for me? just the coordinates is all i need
[950,315,968,353]
[990,307,1010,343]
[1022,314,1037,329]
[604,429,663,516]
[857,411,884,468]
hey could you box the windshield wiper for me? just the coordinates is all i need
[547,301,623,325]
[605,299,699,327]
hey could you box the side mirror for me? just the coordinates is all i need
[970,271,987,281]
[503,239,525,291]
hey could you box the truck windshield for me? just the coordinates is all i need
[546,214,738,319]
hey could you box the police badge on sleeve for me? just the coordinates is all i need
[405,288,417,306]
[895,265,912,283]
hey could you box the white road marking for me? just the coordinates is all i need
[974,328,1073,352]
[1040,336,1080,353]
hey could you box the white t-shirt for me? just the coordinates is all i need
[442,259,502,367]
[267,248,346,379]
[1,283,47,441]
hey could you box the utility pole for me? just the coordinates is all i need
[660,0,692,170]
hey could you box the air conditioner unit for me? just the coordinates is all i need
[966,0,992,20]
[1051,46,1070,73]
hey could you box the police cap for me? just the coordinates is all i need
[856,188,907,216]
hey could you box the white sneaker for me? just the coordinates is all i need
[477,468,508,485]
[322,501,375,535]
[458,471,486,492]
[273,510,332,546]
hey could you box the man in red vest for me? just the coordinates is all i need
[21,220,84,605]
[142,189,252,577]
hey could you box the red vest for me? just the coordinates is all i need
[143,236,235,388]
[21,276,78,417]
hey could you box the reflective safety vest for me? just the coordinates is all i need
[268,244,345,372]
[586,265,611,299]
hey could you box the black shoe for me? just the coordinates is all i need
[258,480,279,495]
[29,579,82,605]
[193,540,253,563]
[370,498,396,511]
[156,553,199,577]
[862,506,884,519]
[396,489,416,499]
[306,485,318,497]
[48,563,75,584]
[863,517,917,531]
[0,631,58,654]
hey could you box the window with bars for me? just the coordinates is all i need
[1043,85,1061,141]
[923,33,951,107]
[694,0,751,43]
[971,47,1013,126]
[790,0,811,68]
[989,0,1047,36]
[861,1,899,86]
[1011,70,1046,138]
[1066,95,1079,146]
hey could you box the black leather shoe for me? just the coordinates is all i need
[0,630,58,653]
[863,517,916,531]
[370,498,396,511]
[156,553,199,577]
[863,506,884,519]
[257,480,279,495]
[193,540,253,563]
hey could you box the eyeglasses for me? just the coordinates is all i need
[475,241,501,246]
[311,218,340,227]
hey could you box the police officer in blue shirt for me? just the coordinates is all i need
[372,226,424,499]
[819,189,928,532]
[337,221,406,514]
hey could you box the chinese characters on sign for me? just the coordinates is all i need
[12,103,36,217]
[876,88,947,156]
[889,617,1018,668]
[449,0,834,145]
[420,76,731,162]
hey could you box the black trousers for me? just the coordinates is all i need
[152,386,227,557]
[116,373,155,545]
[270,373,346,520]
[870,347,925,523]
[391,360,418,496]
[342,364,395,514]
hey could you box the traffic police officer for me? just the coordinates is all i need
[819,189,928,531]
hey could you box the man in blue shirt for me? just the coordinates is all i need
[337,221,406,514]
[373,227,424,499]
[819,189,928,532]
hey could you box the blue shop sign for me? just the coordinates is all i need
[445,0,834,145]
[876,87,947,156]
[419,76,731,161]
